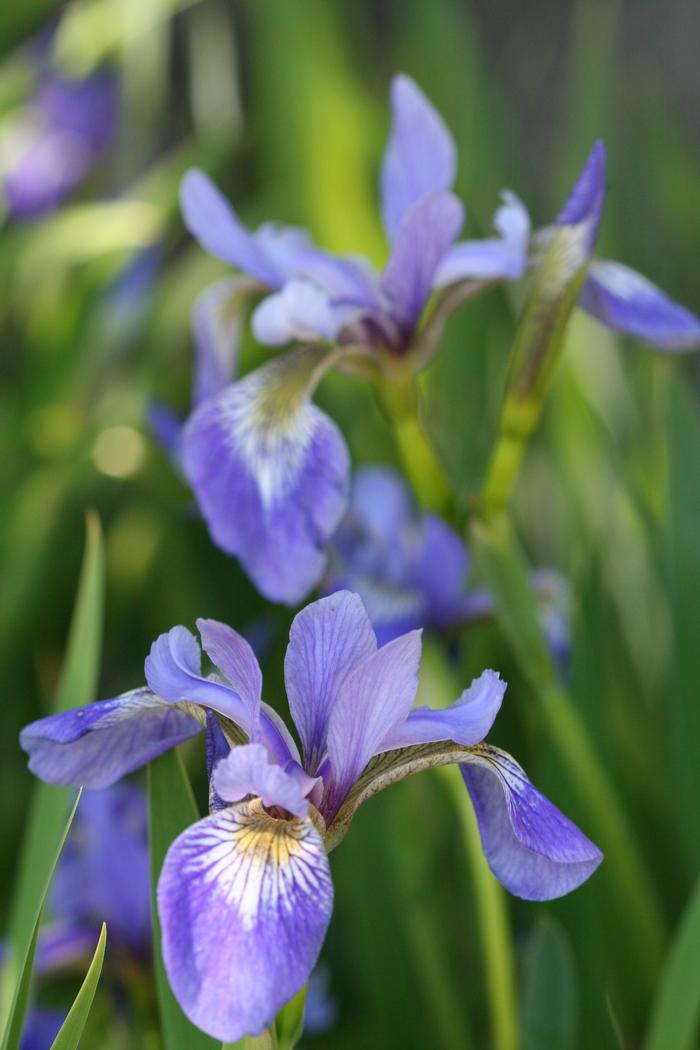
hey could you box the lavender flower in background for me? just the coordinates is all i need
[20,591,601,1042]
[0,32,118,221]
[181,74,528,356]
[326,466,571,660]
[181,74,699,356]
[11,785,151,1049]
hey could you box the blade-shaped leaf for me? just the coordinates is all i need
[1,790,83,1050]
[148,749,218,1050]
[644,874,700,1050]
[50,922,107,1050]
[522,916,578,1050]
[4,512,103,1037]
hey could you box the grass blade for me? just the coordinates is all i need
[522,916,578,1050]
[148,749,218,1050]
[1,790,83,1050]
[644,875,700,1050]
[3,512,104,1036]
[49,922,107,1050]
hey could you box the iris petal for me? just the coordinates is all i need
[158,799,333,1042]
[380,74,457,241]
[285,591,377,773]
[378,670,506,751]
[182,348,350,605]
[19,688,202,789]
[461,745,603,900]
[580,258,700,352]
[212,744,310,818]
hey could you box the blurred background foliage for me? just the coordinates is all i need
[2,0,700,1047]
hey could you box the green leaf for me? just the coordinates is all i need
[1,790,83,1050]
[50,922,107,1050]
[644,874,700,1050]
[274,983,306,1050]
[521,916,578,1050]
[148,749,218,1050]
[222,1032,275,1050]
[482,224,590,512]
[3,512,104,1037]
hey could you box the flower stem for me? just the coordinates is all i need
[378,372,453,515]
[470,510,666,989]
[440,764,519,1050]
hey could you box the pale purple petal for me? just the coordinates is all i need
[380,74,457,241]
[212,743,309,818]
[144,626,255,731]
[158,802,333,1041]
[379,670,506,750]
[284,592,377,773]
[408,514,469,626]
[461,745,603,900]
[253,223,315,281]
[180,169,280,286]
[325,629,423,815]
[434,191,530,286]
[182,352,350,605]
[51,786,151,950]
[293,249,380,306]
[380,192,464,333]
[192,278,244,404]
[580,259,700,352]
[252,281,361,346]
[20,688,202,789]
[196,618,262,718]
[555,141,606,247]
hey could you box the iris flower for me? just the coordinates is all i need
[170,74,699,608]
[9,786,151,1050]
[325,466,570,659]
[21,591,602,1042]
[0,32,117,221]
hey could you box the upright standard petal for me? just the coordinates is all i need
[192,277,246,405]
[284,592,377,773]
[378,670,506,750]
[145,625,256,731]
[461,745,603,900]
[380,192,464,336]
[213,743,310,818]
[20,688,202,789]
[196,618,262,718]
[158,799,333,1041]
[435,191,531,286]
[380,74,457,241]
[325,629,423,815]
[182,348,350,605]
[555,140,606,248]
[180,169,280,286]
[580,259,700,352]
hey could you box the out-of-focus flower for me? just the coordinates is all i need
[181,75,529,357]
[11,785,150,1049]
[325,466,571,658]
[21,592,602,1042]
[0,35,118,221]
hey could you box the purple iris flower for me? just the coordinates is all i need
[151,277,351,605]
[1,59,118,221]
[181,74,530,356]
[20,591,601,1042]
[325,467,571,658]
[182,76,699,355]
[12,785,150,1049]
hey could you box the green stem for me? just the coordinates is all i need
[440,765,519,1050]
[379,372,453,514]
[470,511,666,990]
